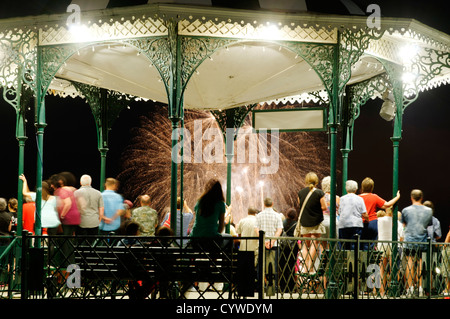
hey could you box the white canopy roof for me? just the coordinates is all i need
[1,2,449,109]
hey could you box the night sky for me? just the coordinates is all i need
[0,1,449,239]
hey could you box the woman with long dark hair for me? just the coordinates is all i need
[189,179,231,247]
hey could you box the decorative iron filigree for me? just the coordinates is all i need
[180,36,238,89]
[211,104,256,142]
[71,81,133,149]
[283,41,336,97]
[0,29,37,110]
[339,27,385,92]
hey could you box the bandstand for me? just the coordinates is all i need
[0,0,449,300]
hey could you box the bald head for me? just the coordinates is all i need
[140,195,151,206]
[411,189,423,203]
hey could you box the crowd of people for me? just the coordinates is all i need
[0,172,168,247]
[233,173,450,296]
[1,170,450,296]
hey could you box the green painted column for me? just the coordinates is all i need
[170,118,180,234]
[12,76,32,237]
[168,20,184,235]
[329,126,338,241]
[98,88,108,191]
[34,113,46,242]
[224,108,236,234]
[212,106,256,234]
[225,139,233,234]
[340,125,351,196]
[179,116,185,239]
[34,47,46,245]
[16,137,27,235]
[329,62,339,241]
[389,90,403,297]
[340,87,352,196]
[99,147,108,192]
[15,109,27,236]
[326,35,340,299]
[340,148,350,195]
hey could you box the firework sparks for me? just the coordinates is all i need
[118,103,332,224]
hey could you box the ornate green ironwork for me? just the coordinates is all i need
[402,47,450,109]
[283,41,336,98]
[414,47,450,86]
[336,28,384,123]
[180,36,238,90]
[0,29,37,240]
[0,5,449,302]
[71,82,132,148]
[71,81,133,190]
[122,36,172,92]
[344,72,391,149]
[0,29,36,106]
[323,27,384,299]
[38,44,85,99]
[211,105,255,142]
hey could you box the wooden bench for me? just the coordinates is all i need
[73,238,256,298]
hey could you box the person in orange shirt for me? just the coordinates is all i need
[22,197,36,235]
[359,177,400,250]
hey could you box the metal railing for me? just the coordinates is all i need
[0,236,21,299]
[268,234,450,299]
[1,231,449,299]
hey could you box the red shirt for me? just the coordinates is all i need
[359,193,386,222]
[23,202,36,234]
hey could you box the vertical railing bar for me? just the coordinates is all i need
[354,234,360,300]
[427,238,432,299]
[258,230,265,299]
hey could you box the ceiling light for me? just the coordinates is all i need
[402,72,418,84]
[399,44,420,65]
[257,23,281,40]
[68,24,94,42]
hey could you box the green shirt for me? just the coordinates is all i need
[190,201,226,238]
[131,206,158,236]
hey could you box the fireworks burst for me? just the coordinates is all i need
[118,102,332,224]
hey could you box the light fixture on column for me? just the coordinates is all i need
[379,89,395,121]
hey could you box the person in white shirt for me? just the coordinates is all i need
[338,180,368,250]
[237,207,259,265]
[377,207,403,296]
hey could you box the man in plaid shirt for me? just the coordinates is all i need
[255,198,283,248]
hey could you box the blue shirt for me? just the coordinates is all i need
[99,190,124,231]
[427,216,442,242]
[401,204,433,245]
